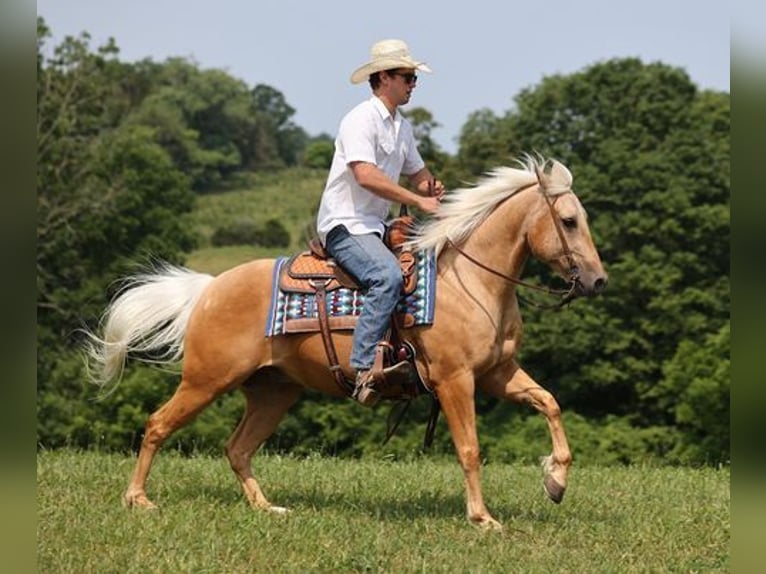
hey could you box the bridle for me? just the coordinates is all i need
[445,180,581,309]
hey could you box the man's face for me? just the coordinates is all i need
[382,68,418,106]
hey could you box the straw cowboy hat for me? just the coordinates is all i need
[350,39,433,84]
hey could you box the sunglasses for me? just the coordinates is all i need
[388,71,418,84]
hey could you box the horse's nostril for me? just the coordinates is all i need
[594,277,607,293]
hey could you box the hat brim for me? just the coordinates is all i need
[350,59,432,84]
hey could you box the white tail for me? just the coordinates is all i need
[83,264,214,394]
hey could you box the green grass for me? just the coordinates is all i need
[185,245,283,276]
[188,168,326,245]
[38,450,729,573]
[182,167,407,275]
[183,168,326,275]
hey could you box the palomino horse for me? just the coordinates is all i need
[85,155,607,529]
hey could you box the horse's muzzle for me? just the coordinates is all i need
[575,273,608,298]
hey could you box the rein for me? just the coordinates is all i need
[445,181,579,309]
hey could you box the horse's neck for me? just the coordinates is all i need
[474,191,531,269]
[446,192,532,304]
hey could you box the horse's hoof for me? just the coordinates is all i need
[540,455,567,504]
[267,505,290,515]
[543,475,566,504]
[482,519,504,532]
[123,493,158,510]
[470,515,503,531]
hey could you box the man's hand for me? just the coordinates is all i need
[414,178,445,215]
[415,178,445,199]
[417,195,442,215]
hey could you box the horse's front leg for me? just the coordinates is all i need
[478,360,572,503]
[436,372,502,530]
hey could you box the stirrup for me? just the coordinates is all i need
[353,361,413,407]
[353,370,380,407]
[378,360,413,387]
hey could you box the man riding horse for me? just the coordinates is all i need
[316,39,444,406]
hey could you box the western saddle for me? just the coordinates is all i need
[278,214,425,401]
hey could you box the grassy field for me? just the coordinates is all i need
[184,168,327,275]
[37,450,729,573]
[182,167,410,275]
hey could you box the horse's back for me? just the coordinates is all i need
[183,258,278,370]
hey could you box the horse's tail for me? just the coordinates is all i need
[82,264,215,395]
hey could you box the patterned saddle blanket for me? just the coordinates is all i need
[265,249,437,336]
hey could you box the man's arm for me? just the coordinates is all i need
[350,162,442,214]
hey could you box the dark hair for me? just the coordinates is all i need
[369,71,382,90]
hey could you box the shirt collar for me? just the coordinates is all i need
[370,95,401,124]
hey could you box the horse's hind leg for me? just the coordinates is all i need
[124,380,219,509]
[478,361,572,504]
[225,369,303,513]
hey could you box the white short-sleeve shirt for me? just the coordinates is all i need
[316,96,425,243]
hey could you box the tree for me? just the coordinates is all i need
[36,21,319,451]
[655,322,729,463]
[37,18,197,330]
[404,107,450,173]
[37,19,197,446]
[251,84,308,168]
[124,59,258,190]
[303,135,334,169]
[496,59,729,464]
[451,108,517,184]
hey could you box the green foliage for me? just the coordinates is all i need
[211,217,290,248]
[123,63,248,190]
[185,167,325,253]
[479,409,680,466]
[121,60,284,190]
[452,108,516,181]
[37,22,197,332]
[259,219,292,247]
[655,322,730,464]
[404,106,452,175]
[37,20,197,448]
[302,138,334,169]
[251,83,309,168]
[39,360,248,453]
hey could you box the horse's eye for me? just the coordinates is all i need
[562,217,577,229]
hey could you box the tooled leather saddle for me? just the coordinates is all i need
[279,220,417,297]
[278,215,428,402]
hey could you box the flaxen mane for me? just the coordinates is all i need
[408,155,573,255]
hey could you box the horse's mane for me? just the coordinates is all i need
[407,155,573,255]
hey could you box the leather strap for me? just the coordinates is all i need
[423,395,441,449]
[310,279,353,395]
[369,340,390,385]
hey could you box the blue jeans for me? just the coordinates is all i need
[324,225,403,370]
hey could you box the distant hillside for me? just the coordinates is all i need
[184,168,327,274]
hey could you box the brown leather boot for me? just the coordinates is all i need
[352,369,379,407]
[352,361,413,407]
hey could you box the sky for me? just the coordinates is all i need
[37,0,731,154]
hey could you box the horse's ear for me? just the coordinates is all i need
[534,163,548,191]
[548,160,573,189]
